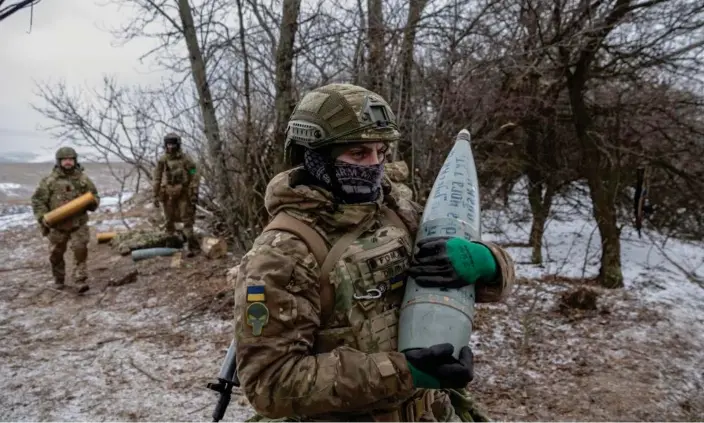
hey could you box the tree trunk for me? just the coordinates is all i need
[565,76,624,288]
[273,0,302,151]
[176,0,235,236]
[588,171,624,288]
[527,179,555,265]
[351,0,366,86]
[393,0,427,162]
[235,0,253,144]
[366,0,384,95]
[558,0,633,289]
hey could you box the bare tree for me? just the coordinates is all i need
[32,77,160,182]
[273,0,303,150]
[0,0,40,23]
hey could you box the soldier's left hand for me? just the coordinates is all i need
[407,236,498,288]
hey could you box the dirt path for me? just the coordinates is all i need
[0,226,252,422]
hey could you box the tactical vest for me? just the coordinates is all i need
[163,156,188,186]
[46,171,91,230]
[263,206,410,354]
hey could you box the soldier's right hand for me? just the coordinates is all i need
[408,236,498,288]
[38,218,50,236]
[153,198,160,208]
[403,343,474,389]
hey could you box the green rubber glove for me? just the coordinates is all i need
[407,362,441,389]
[404,343,474,389]
[407,236,499,288]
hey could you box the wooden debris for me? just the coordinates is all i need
[171,251,182,268]
[97,232,118,243]
[108,269,139,287]
[201,237,228,259]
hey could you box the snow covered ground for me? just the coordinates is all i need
[0,192,137,232]
[0,182,25,197]
[483,185,703,301]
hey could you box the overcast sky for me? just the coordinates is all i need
[0,0,165,157]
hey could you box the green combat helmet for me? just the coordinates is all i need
[55,146,78,165]
[164,132,182,150]
[284,83,400,166]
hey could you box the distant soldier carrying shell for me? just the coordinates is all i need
[31,147,100,294]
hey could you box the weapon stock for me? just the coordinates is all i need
[207,339,240,422]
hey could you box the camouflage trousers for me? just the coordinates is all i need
[160,188,197,248]
[245,389,489,422]
[47,224,90,285]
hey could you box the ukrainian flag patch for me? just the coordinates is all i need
[246,285,265,302]
[390,274,405,290]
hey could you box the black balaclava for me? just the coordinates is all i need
[303,148,384,204]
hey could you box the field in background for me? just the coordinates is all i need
[0,162,144,204]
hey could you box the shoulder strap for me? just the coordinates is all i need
[318,218,375,323]
[262,212,328,265]
[380,204,410,234]
[261,212,374,325]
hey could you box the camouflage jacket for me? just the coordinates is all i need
[31,165,100,230]
[152,151,199,199]
[234,167,515,420]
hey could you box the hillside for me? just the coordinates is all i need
[0,151,44,164]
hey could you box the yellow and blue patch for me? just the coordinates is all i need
[390,274,405,291]
[246,285,266,302]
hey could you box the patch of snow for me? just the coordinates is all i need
[0,182,24,197]
[1,192,138,232]
[90,218,143,232]
[99,192,135,213]
[484,183,704,292]
[0,211,35,231]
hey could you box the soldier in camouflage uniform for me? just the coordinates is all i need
[234,84,515,422]
[31,147,100,293]
[152,132,200,254]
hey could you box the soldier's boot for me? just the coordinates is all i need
[72,246,90,294]
[50,251,66,290]
[164,204,177,235]
[165,226,177,237]
[54,277,66,290]
[183,227,200,257]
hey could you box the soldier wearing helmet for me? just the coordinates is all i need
[31,147,100,293]
[233,84,515,421]
[152,132,200,254]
